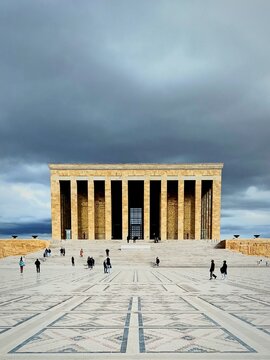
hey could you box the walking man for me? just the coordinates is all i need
[220,260,227,279]
[209,259,217,279]
[71,256,75,266]
[156,257,160,266]
[106,257,112,274]
[35,258,41,273]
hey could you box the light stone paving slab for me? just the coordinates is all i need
[0,239,270,359]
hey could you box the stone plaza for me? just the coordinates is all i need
[0,239,270,359]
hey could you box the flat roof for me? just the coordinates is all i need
[49,163,224,170]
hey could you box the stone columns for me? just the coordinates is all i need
[144,177,150,240]
[178,179,184,240]
[195,179,202,240]
[212,179,221,240]
[71,177,78,240]
[105,178,112,240]
[51,177,61,240]
[122,178,128,240]
[88,179,95,240]
[160,176,167,240]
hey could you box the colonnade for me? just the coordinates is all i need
[51,176,221,241]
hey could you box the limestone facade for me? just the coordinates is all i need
[49,163,223,240]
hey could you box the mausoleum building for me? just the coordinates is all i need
[49,163,223,240]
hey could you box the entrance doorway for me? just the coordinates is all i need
[130,208,143,239]
[128,181,144,239]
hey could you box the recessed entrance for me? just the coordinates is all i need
[150,181,161,239]
[60,180,71,239]
[111,180,122,239]
[184,180,195,239]
[201,180,213,239]
[128,181,144,239]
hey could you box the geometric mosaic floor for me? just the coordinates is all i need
[0,242,270,359]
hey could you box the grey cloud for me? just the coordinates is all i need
[0,219,51,238]
[0,0,270,235]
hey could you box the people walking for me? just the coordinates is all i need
[80,248,84,257]
[106,249,109,257]
[35,258,41,273]
[19,256,25,273]
[209,260,217,279]
[156,257,160,266]
[220,260,227,279]
[71,256,75,266]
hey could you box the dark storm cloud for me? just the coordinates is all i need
[0,0,270,236]
[0,219,51,235]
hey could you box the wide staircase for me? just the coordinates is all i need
[42,239,266,268]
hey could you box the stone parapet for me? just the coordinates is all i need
[220,239,270,257]
[0,240,50,259]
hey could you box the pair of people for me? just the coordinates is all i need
[87,256,95,269]
[209,260,227,280]
[43,248,51,257]
[19,257,41,273]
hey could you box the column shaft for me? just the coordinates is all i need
[212,179,222,240]
[144,178,150,240]
[51,177,61,239]
[88,179,95,240]
[105,178,112,240]
[160,177,167,240]
[71,177,78,239]
[195,179,202,240]
[178,179,184,240]
[122,179,128,240]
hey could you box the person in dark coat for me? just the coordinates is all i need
[103,260,107,273]
[156,257,160,266]
[209,260,217,279]
[220,260,227,279]
[35,258,41,273]
[71,256,75,266]
[106,249,110,257]
[106,257,112,274]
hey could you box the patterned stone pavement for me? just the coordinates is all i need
[0,240,270,359]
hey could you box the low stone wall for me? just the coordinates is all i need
[220,239,270,257]
[0,240,50,259]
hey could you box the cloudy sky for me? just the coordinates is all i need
[0,0,270,239]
